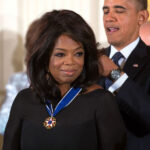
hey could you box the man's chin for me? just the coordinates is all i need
[107,39,118,45]
[107,39,124,49]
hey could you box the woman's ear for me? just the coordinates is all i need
[138,10,149,26]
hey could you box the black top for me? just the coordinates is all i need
[3,88,126,150]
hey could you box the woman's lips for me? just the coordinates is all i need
[62,70,76,76]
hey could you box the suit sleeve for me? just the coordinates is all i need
[96,92,126,150]
[117,76,150,136]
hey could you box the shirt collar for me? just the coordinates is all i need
[110,37,140,59]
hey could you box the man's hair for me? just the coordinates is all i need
[134,0,147,10]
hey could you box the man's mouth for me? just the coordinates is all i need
[106,27,119,33]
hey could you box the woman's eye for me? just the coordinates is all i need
[55,53,65,57]
[75,52,84,57]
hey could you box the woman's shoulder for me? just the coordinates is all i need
[78,85,116,111]
[85,84,112,95]
[83,84,115,102]
[85,84,102,93]
[17,87,33,96]
[14,88,37,104]
[11,88,42,111]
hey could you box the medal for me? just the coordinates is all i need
[43,87,82,129]
[43,117,56,129]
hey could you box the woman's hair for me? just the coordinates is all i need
[27,9,99,102]
[24,19,40,64]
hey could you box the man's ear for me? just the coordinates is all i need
[138,10,149,26]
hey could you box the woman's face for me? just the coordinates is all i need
[49,34,84,86]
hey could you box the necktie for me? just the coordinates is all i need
[105,52,124,89]
[112,52,124,67]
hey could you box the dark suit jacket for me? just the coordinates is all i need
[99,39,150,150]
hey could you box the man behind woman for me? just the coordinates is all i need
[99,0,150,150]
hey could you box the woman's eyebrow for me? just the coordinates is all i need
[54,46,83,51]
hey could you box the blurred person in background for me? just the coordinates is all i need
[0,19,39,135]
[139,21,150,45]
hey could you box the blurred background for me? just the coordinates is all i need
[0,0,150,149]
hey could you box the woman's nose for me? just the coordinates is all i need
[64,55,74,65]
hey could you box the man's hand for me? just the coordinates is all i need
[98,55,118,77]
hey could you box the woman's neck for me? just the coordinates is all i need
[58,84,71,97]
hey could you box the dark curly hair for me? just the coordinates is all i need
[24,18,40,64]
[27,9,100,102]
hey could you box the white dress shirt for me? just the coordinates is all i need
[108,37,140,93]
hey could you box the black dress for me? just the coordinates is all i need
[3,88,126,150]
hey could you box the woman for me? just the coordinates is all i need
[3,10,126,150]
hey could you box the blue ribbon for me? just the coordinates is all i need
[45,87,82,117]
